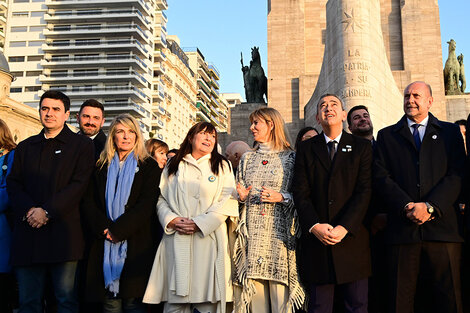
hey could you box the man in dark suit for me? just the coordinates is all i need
[293,94,372,313]
[77,99,107,161]
[7,90,94,313]
[374,81,466,313]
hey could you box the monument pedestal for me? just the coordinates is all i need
[218,102,267,149]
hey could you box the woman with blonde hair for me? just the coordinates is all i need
[143,122,238,313]
[234,107,305,313]
[82,114,162,313]
[145,139,169,169]
[0,119,16,313]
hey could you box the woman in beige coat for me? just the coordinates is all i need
[143,122,238,313]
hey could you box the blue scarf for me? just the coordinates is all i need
[103,151,138,295]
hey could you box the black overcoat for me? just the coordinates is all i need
[374,114,465,244]
[293,131,372,285]
[6,125,94,266]
[81,157,161,301]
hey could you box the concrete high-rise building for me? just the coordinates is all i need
[0,1,7,52]
[4,0,167,136]
[185,48,228,133]
[157,35,198,148]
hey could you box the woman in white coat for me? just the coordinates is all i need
[144,122,238,313]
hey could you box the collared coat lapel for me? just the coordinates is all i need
[311,132,331,170]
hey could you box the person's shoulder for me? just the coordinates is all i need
[139,156,160,171]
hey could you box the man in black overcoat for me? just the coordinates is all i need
[77,99,107,161]
[374,81,466,313]
[293,94,372,313]
[7,90,94,313]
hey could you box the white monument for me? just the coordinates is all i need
[305,0,403,132]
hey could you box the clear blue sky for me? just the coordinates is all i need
[166,1,469,99]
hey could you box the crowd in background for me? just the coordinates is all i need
[0,80,469,313]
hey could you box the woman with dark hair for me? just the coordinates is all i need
[0,119,16,313]
[82,114,161,313]
[294,127,319,150]
[145,139,169,169]
[143,122,238,313]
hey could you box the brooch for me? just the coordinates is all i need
[342,145,352,152]
[432,135,437,139]
[135,166,139,173]
[2,165,7,170]
[208,175,216,182]
[262,160,268,165]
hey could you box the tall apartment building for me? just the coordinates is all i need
[185,48,228,133]
[155,35,197,148]
[0,1,6,52]
[4,0,168,136]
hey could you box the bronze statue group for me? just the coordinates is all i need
[0,81,469,313]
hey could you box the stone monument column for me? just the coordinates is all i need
[305,0,403,132]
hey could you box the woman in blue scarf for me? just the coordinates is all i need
[82,114,162,313]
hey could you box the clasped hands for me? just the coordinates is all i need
[405,202,433,225]
[310,224,348,246]
[168,217,200,235]
[24,207,49,228]
[236,183,283,203]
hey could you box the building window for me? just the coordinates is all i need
[27,55,42,61]
[10,87,22,93]
[31,11,45,18]
[10,41,27,47]
[25,86,41,92]
[11,71,23,77]
[12,12,29,18]
[13,0,29,3]
[11,26,28,32]
[26,71,42,77]
[8,56,25,62]
[28,41,43,47]
[30,26,45,32]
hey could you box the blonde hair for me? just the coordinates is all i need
[249,107,292,151]
[0,119,17,151]
[97,114,149,168]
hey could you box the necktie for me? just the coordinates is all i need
[327,140,337,160]
[412,124,421,150]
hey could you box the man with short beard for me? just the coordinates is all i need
[347,105,374,143]
[77,99,106,161]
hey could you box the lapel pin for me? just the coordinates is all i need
[55,150,61,154]
[135,166,139,173]
[2,165,7,170]
[208,175,216,182]
[342,148,347,152]
[432,135,437,139]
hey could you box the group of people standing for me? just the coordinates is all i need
[0,80,468,313]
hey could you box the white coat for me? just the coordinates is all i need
[143,154,238,313]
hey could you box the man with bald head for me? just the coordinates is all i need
[374,81,466,313]
[225,140,250,173]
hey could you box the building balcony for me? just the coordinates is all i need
[196,110,210,123]
[46,85,149,103]
[198,88,210,104]
[151,116,165,129]
[197,78,211,96]
[152,104,166,116]
[46,0,152,16]
[42,39,149,57]
[197,66,210,84]
[44,24,149,44]
[155,0,168,10]
[154,48,167,61]
[0,1,6,11]
[196,101,210,115]
[0,13,6,25]
[155,10,167,23]
[210,86,219,98]
[44,9,151,28]
[41,54,149,73]
[40,70,149,87]
[153,62,166,75]
[70,98,148,118]
[217,108,227,119]
[208,64,220,80]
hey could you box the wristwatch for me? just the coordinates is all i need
[425,202,434,215]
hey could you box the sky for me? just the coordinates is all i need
[166,1,469,100]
